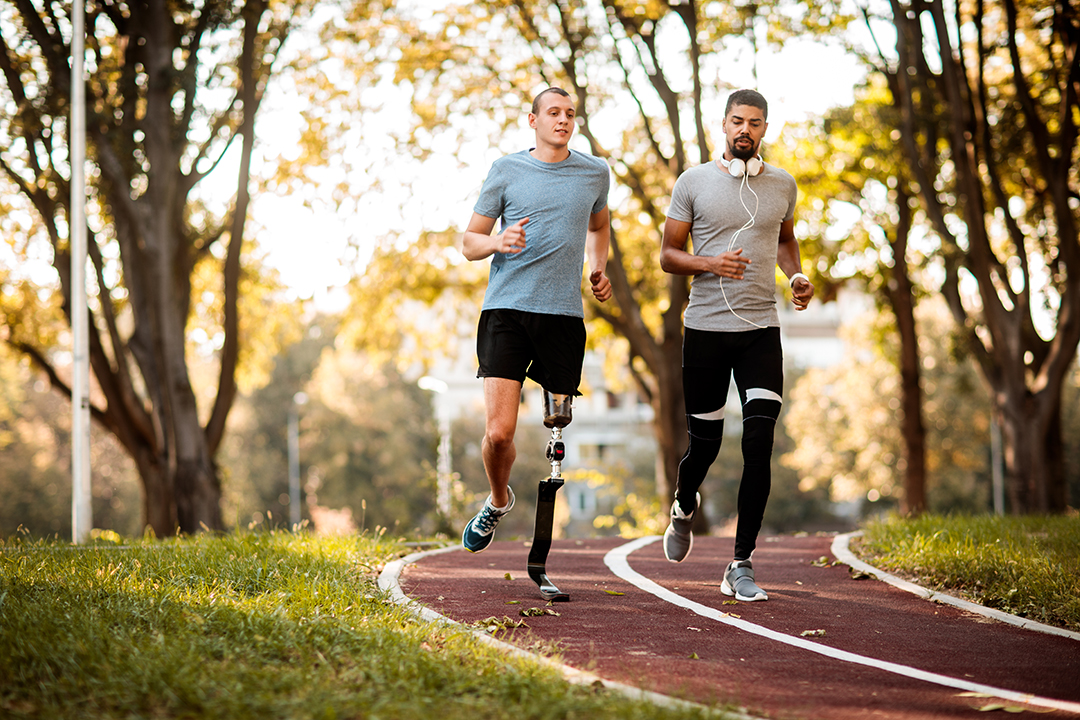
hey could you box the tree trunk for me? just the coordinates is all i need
[652,341,687,503]
[887,191,927,515]
[998,387,1067,514]
[132,445,175,537]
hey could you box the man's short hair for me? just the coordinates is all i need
[531,87,573,115]
[724,89,768,120]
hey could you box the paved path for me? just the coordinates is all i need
[389,534,1080,720]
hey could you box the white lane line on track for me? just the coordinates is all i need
[832,531,1080,642]
[378,544,758,719]
[605,536,1080,716]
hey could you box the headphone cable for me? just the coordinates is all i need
[719,169,767,329]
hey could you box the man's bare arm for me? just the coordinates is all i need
[660,217,750,280]
[587,207,612,302]
[777,219,814,310]
[462,212,529,261]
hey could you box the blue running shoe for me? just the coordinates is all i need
[461,487,515,553]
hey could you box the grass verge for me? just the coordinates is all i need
[853,513,1080,633]
[0,530,721,720]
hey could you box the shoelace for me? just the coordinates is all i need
[474,506,501,533]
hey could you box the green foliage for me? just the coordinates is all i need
[773,77,922,300]
[300,346,441,535]
[784,301,998,514]
[217,317,447,536]
[340,231,488,374]
[575,447,666,538]
[856,513,1080,632]
[0,346,142,539]
[216,318,338,531]
[0,531,714,720]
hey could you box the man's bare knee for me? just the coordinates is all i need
[485,427,516,452]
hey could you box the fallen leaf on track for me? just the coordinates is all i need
[475,616,529,633]
[520,607,560,617]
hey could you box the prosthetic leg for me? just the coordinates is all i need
[527,391,573,602]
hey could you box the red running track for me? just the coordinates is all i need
[397,534,1080,720]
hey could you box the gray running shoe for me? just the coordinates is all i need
[721,559,768,602]
[663,492,700,563]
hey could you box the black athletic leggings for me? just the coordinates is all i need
[677,326,784,561]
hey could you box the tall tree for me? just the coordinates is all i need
[860,0,1079,512]
[779,86,929,514]
[0,0,304,534]
[334,0,845,520]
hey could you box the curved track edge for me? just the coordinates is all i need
[832,531,1080,642]
[377,543,758,720]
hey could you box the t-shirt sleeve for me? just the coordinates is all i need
[473,161,506,221]
[784,176,797,222]
[591,165,611,215]
[667,172,694,223]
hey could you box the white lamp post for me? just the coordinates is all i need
[418,376,452,520]
[71,0,91,544]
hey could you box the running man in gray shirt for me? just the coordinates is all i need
[459,87,612,554]
[659,89,815,602]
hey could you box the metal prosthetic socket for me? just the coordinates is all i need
[528,391,573,602]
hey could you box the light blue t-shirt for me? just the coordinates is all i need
[474,149,610,318]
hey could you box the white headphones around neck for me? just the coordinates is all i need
[721,155,763,178]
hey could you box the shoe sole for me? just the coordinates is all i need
[462,526,495,554]
[720,578,768,602]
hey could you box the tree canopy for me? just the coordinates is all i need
[0,0,309,534]
[856,0,1080,512]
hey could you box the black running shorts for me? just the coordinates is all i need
[476,309,586,396]
[681,326,784,413]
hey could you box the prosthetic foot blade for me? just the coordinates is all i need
[528,476,569,602]
[528,565,570,602]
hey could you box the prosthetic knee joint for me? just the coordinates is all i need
[528,390,573,602]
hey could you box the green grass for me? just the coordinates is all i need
[0,530,720,720]
[853,513,1080,633]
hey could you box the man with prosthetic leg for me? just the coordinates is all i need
[660,89,815,602]
[459,87,612,601]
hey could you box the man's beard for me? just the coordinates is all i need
[730,137,757,161]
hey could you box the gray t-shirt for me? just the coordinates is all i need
[474,149,610,318]
[667,160,797,331]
